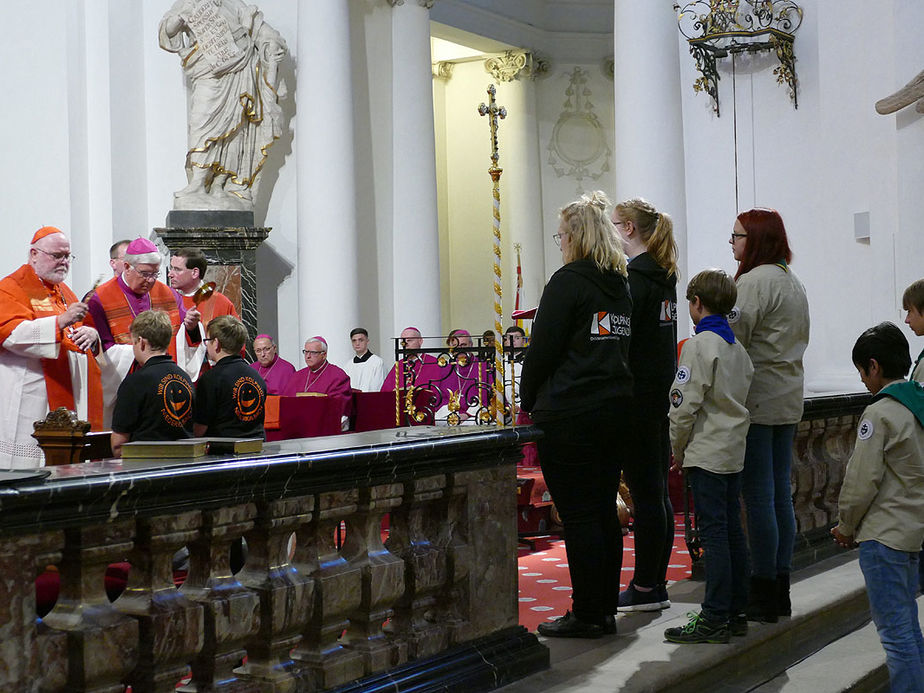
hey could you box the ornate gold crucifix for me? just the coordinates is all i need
[478,84,507,426]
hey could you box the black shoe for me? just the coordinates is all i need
[617,580,669,612]
[537,611,605,639]
[664,611,730,644]
[603,614,617,635]
[746,576,779,623]
[777,572,791,617]
[729,612,748,636]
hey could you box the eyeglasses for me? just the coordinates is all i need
[302,350,325,356]
[128,265,160,280]
[730,233,747,241]
[552,232,569,247]
[613,221,626,228]
[254,347,274,355]
[204,337,217,343]
[33,248,75,262]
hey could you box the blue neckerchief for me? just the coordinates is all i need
[775,259,789,272]
[876,380,924,428]
[694,314,735,344]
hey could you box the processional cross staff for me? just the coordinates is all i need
[478,84,507,426]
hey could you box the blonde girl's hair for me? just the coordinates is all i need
[614,197,679,278]
[560,191,628,277]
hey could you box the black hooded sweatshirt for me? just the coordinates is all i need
[626,252,678,401]
[520,258,633,421]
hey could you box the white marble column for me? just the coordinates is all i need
[613,1,689,330]
[388,0,441,339]
[296,0,361,366]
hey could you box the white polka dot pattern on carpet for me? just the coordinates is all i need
[517,514,693,632]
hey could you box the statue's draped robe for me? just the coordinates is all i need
[159,0,286,197]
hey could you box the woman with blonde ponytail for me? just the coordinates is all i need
[611,197,679,612]
[520,191,634,638]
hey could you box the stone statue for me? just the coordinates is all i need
[876,67,924,115]
[159,0,288,212]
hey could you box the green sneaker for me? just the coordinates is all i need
[664,612,730,644]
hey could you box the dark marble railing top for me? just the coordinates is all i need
[0,425,540,536]
[803,392,871,419]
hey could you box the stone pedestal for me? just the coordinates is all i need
[151,226,270,349]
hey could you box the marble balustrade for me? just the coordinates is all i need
[1,426,546,692]
[790,393,872,568]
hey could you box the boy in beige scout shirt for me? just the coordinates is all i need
[832,322,924,692]
[665,269,754,644]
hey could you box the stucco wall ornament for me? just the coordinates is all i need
[674,0,803,116]
[546,67,611,194]
[432,61,455,80]
[484,51,548,83]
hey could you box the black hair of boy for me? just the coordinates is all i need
[350,327,368,338]
[130,309,173,351]
[208,314,248,353]
[685,269,737,315]
[851,321,912,380]
[901,278,924,312]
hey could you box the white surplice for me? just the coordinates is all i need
[0,316,92,469]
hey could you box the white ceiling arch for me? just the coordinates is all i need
[430,0,614,63]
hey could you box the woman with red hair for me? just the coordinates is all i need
[729,208,810,623]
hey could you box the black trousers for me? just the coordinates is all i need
[535,399,631,623]
[621,391,674,588]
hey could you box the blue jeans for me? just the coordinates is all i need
[859,541,924,692]
[535,401,631,622]
[741,423,797,578]
[687,467,748,622]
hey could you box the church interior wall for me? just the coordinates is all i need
[437,59,501,336]
[0,6,74,276]
[677,0,923,394]
[536,64,617,287]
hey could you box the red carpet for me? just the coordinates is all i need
[517,514,693,632]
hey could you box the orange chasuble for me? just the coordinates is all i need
[93,278,183,358]
[0,265,103,429]
[181,289,239,325]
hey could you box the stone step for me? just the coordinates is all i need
[752,592,923,693]
[498,552,883,693]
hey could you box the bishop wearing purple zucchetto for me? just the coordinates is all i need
[85,237,202,424]
[250,333,296,395]
[281,336,353,429]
